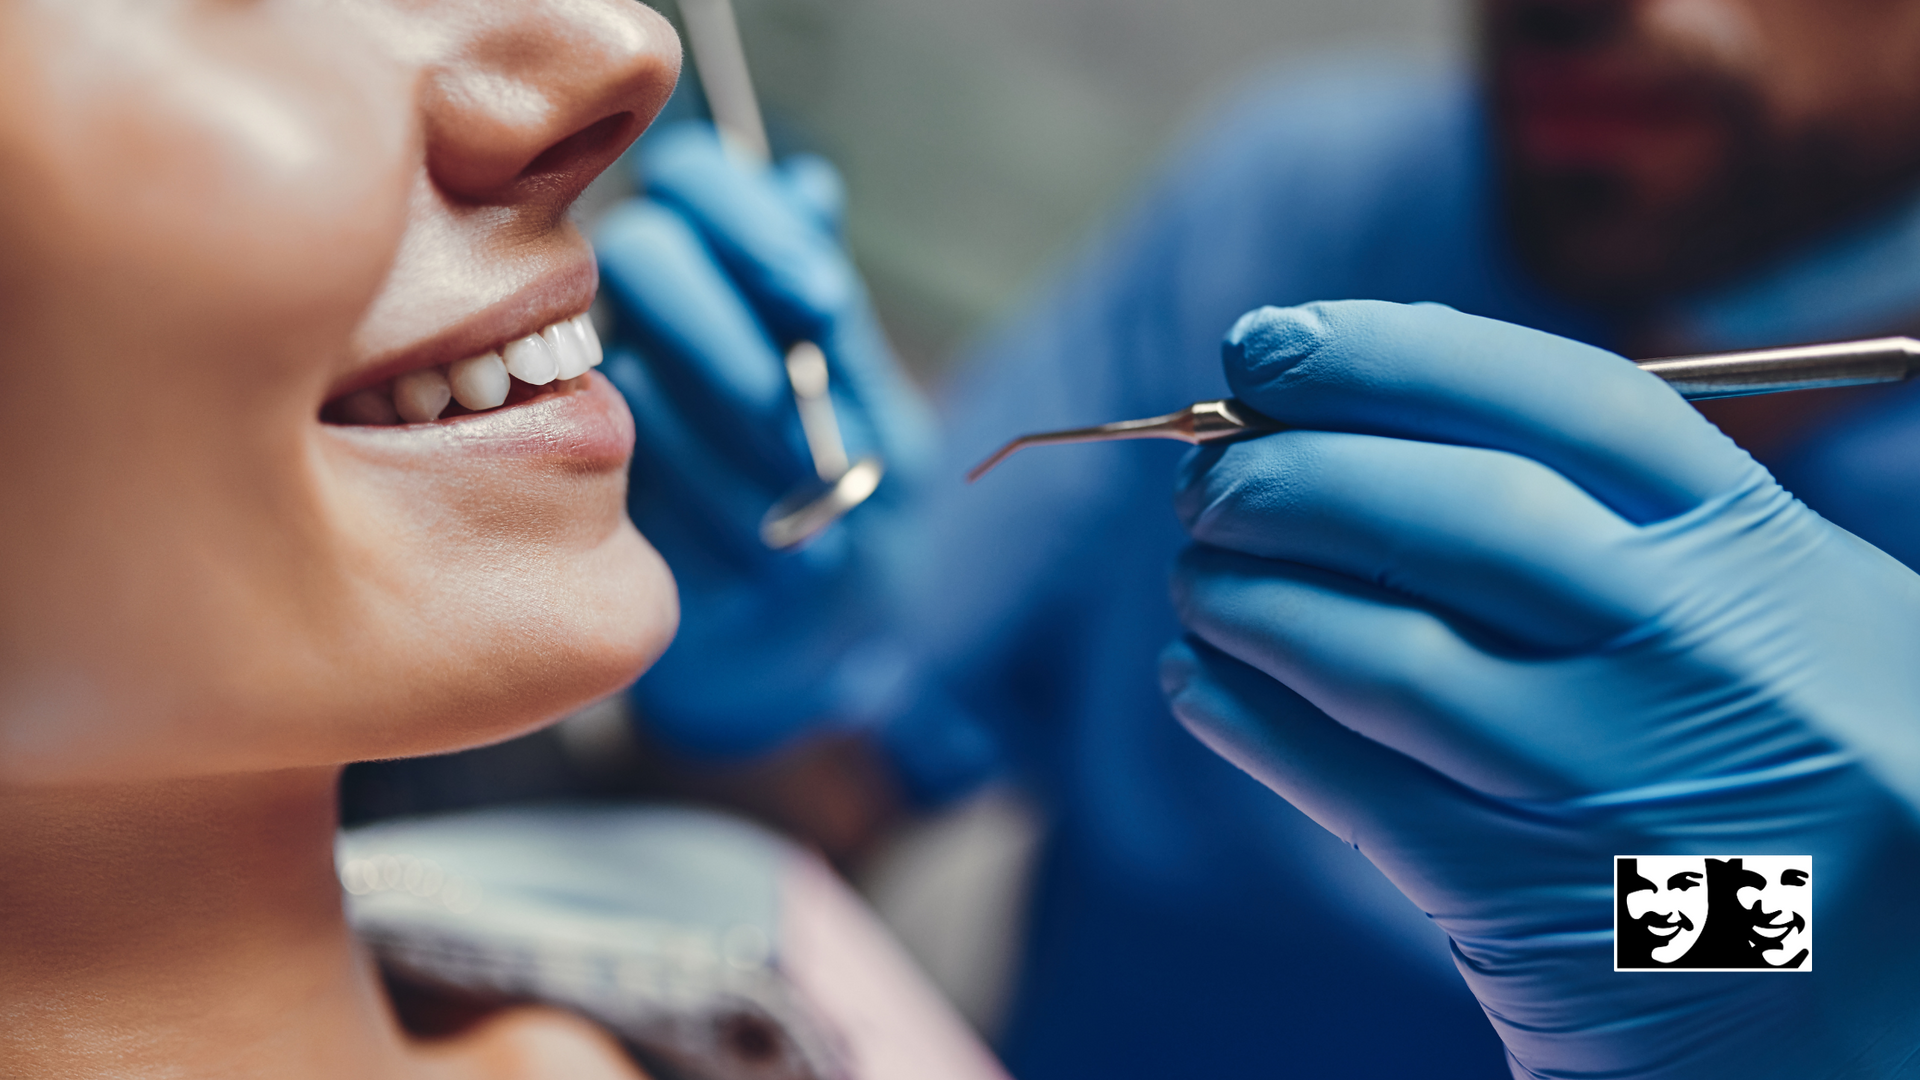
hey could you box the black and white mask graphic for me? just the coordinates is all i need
[1615,855,1811,971]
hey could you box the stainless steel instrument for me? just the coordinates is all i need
[679,0,885,549]
[967,336,1920,482]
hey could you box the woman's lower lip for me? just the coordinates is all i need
[327,373,634,469]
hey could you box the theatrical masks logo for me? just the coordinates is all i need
[1614,856,1811,971]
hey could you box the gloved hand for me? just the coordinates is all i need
[1161,300,1920,1078]
[595,123,938,759]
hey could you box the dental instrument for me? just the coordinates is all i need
[678,0,885,549]
[966,335,1920,482]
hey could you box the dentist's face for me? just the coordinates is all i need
[1625,855,1709,963]
[1737,856,1812,966]
[1485,0,1920,305]
[0,0,682,785]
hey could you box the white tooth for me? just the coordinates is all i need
[546,322,591,380]
[448,351,510,411]
[502,333,558,385]
[571,315,604,368]
[339,386,400,425]
[393,367,453,423]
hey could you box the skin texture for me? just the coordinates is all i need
[1485,0,1920,309]
[0,0,680,1076]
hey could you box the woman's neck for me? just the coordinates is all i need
[0,766,649,1080]
[0,767,422,1079]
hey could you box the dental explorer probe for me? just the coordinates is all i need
[966,335,1920,482]
[678,0,885,550]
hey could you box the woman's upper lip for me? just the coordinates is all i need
[323,257,599,404]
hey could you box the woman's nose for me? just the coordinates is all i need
[420,0,680,208]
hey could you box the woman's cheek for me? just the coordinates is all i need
[163,11,420,353]
[8,11,417,397]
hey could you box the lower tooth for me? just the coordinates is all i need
[394,368,453,423]
[448,352,510,410]
[340,387,400,425]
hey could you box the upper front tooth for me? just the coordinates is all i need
[503,333,558,385]
[571,315,604,368]
[393,367,453,423]
[546,322,592,380]
[448,351,510,410]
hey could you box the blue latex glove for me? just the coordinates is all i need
[595,123,939,760]
[1162,301,1920,1078]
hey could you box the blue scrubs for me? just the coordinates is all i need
[885,61,1920,1079]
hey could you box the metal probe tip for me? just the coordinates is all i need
[967,399,1284,482]
[965,335,1920,483]
[679,0,886,548]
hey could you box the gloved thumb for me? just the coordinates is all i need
[1220,300,1755,525]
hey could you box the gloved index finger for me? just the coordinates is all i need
[1222,301,1758,524]
[641,123,855,337]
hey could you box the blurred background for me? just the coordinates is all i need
[496,0,1475,1040]
[641,0,1466,373]
[589,0,1470,1036]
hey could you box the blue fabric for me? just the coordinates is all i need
[1774,377,1920,571]
[1660,179,1920,351]
[899,63,1920,1078]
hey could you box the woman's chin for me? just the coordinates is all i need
[0,506,680,787]
[360,521,679,763]
[555,519,681,708]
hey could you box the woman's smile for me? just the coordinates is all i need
[324,257,607,426]
[0,0,682,785]
[329,373,636,474]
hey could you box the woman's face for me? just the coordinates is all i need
[0,0,681,784]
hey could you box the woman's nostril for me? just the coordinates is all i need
[421,1,677,207]
[524,111,636,183]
